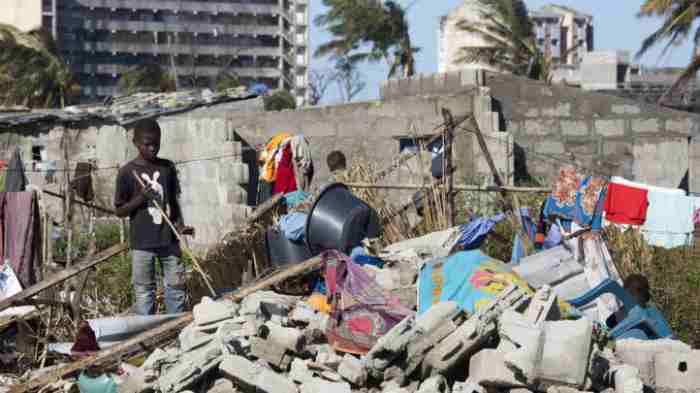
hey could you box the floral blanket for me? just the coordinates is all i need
[543,166,607,230]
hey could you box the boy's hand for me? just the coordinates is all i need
[177,224,195,237]
[140,183,158,201]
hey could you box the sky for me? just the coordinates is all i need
[309,0,697,104]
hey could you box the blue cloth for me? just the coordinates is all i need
[543,224,563,249]
[641,191,695,249]
[353,255,385,268]
[78,372,117,393]
[313,278,327,295]
[284,191,310,209]
[279,212,307,242]
[511,233,526,265]
[544,176,606,230]
[457,213,507,250]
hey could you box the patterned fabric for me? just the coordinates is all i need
[418,250,575,317]
[544,166,607,230]
[259,133,291,182]
[323,250,413,354]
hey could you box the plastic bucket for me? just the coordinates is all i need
[265,227,313,268]
[305,183,381,254]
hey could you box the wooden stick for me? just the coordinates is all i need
[9,255,323,393]
[442,108,456,227]
[344,182,550,193]
[131,171,217,298]
[246,193,284,224]
[0,243,128,313]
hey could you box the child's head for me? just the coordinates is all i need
[131,119,162,162]
[624,274,651,307]
[327,150,347,172]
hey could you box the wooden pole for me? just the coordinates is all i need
[131,171,217,298]
[442,108,456,228]
[343,182,550,193]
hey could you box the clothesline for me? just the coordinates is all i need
[345,182,551,193]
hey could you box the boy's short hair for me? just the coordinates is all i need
[131,119,162,142]
[624,273,651,306]
[327,150,347,172]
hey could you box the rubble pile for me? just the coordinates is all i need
[111,269,699,393]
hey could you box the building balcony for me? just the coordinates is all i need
[82,20,280,37]
[75,0,282,16]
[82,63,284,79]
[82,41,282,57]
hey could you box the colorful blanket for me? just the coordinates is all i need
[418,250,574,317]
[323,250,413,354]
[544,166,606,230]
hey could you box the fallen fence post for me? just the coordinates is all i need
[0,243,129,313]
[9,254,323,393]
[246,193,284,224]
[442,108,456,228]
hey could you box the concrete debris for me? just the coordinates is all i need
[451,380,484,393]
[194,297,239,326]
[417,375,450,393]
[220,355,298,393]
[26,228,699,393]
[300,378,352,393]
[338,354,367,386]
[614,338,691,385]
[208,378,239,393]
[653,350,700,391]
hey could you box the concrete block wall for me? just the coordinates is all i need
[483,73,700,188]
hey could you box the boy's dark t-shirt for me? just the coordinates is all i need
[114,158,181,250]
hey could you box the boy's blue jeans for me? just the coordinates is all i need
[131,245,185,315]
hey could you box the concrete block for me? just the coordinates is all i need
[220,355,298,393]
[194,297,238,326]
[595,120,626,137]
[179,325,216,352]
[315,344,343,369]
[406,301,467,374]
[499,311,544,383]
[258,323,306,353]
[611,104,641,115]
[300,378,352,393]
[611,365,643,393]
[422,285,530,377]
[417,375,450,393]
[159,340,223,393]
[207,378,237,393]
[468,349,527,388]
[513,246,581,289]
[240,291,298,316]
[523,286,558,326]
[537,140,566,156]
[382,380,410,393]
[561,120,590,136]
[290,359,314,385]
[365,315,417,377]
[524,120,557,136]
[290,302,317,325]
[631,118,661,134]
[542,103,571,117]
[539,319,593,388]
[615,338,691,385]
[338,354,367,386]
[546,387,588,393]
[665,118,695,135]
[653,350,700,391]
[249,337,293,371]
[452,380,485,393]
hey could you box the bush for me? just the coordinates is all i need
[263,90,297,111]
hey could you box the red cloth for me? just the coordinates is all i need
[603,183,649,225]
[272,144,298,195]
[71,321,100,354]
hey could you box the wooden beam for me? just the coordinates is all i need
[9,254,323,393]
[0,243,129,313]
[246,193,284,224]
[442,108,456,227]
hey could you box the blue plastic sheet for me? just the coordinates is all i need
[279,212,307,242]
[457,213,506,249]
[284,190,310,209]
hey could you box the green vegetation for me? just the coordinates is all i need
[263,90,297,111]
[117,63,177,95]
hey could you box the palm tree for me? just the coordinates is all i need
[0,24,79,108]
[315,0,419,79]
[636,1,700,104]
[117,63,177,95]
[456,0,536,76]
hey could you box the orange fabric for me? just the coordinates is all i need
[260,133,291,182]
[307,292,331,314]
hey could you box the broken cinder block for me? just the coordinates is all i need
[249,336,293,371]
[220,355,298,393]
[417,375,450,393]
[258,322,306,353]
[365,315,417,378]
[468,349,528,388]
[615,338,691,385]
[194,297,238,327]
[300,378,352,393]
[653,350,700,391]
[338,354,367,386]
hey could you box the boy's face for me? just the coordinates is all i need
[135,132,161,162]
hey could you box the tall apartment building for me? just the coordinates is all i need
[0,0,58,38]
[1,0,310,106]
[438,1,593,73]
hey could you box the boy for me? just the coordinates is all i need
[606,274,651,329]
[114,119,193,315]
[325,150,347,184]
